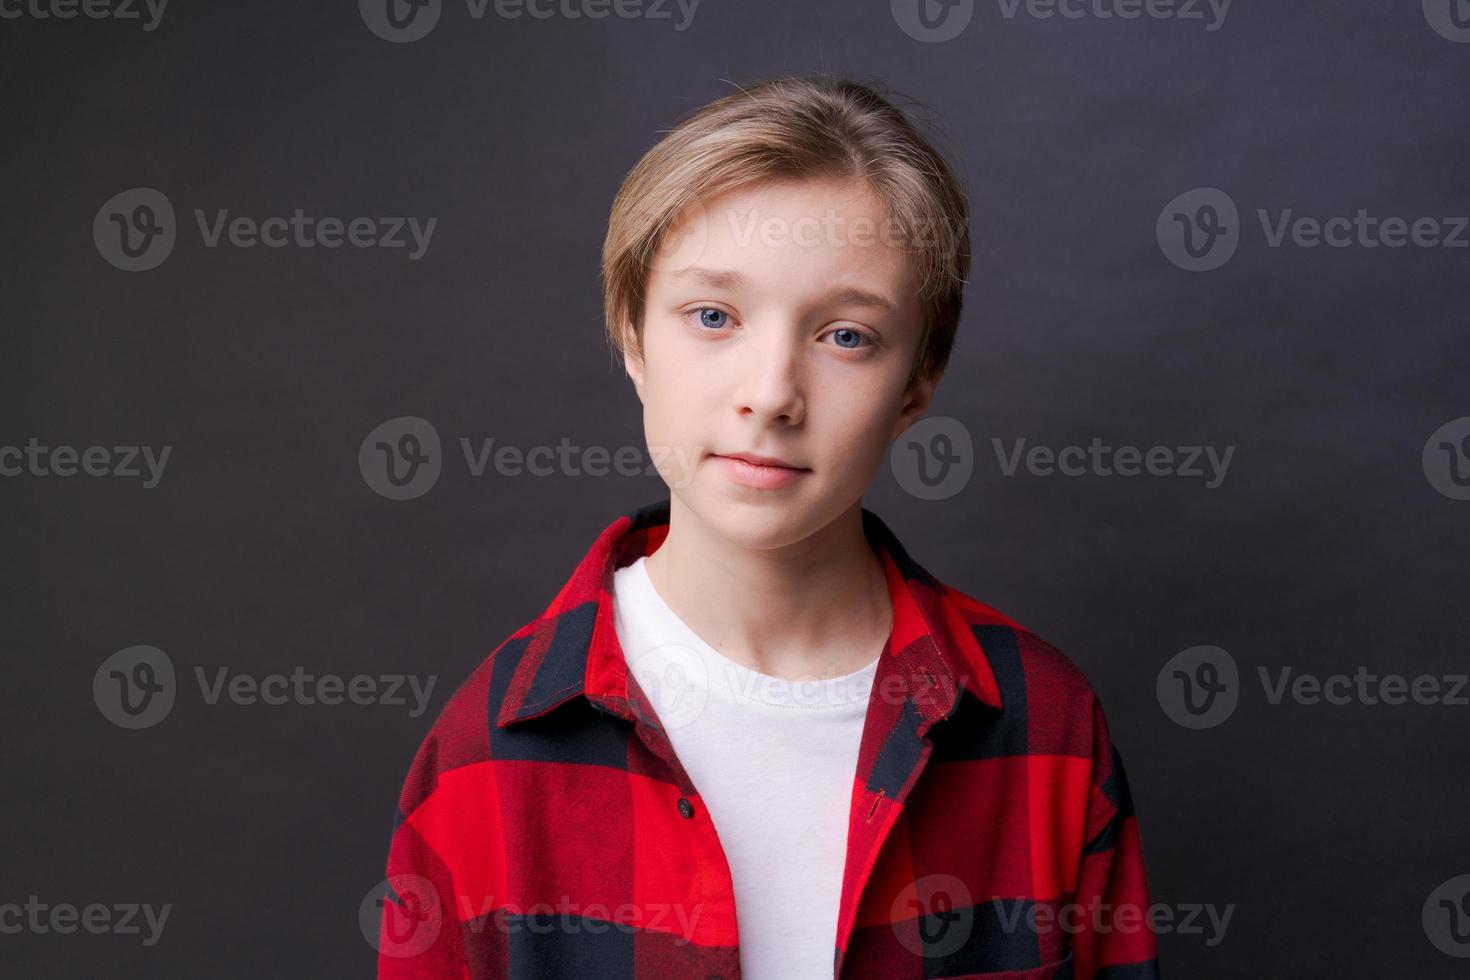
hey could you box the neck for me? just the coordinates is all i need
[641,495,893,682]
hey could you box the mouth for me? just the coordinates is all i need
[713,452,809,471]
[710,452,812,489]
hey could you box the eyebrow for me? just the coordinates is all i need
[674,267,899,316]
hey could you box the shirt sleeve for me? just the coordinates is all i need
[1069,698,1163,978]
[375,735,473,979]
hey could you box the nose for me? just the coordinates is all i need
[733,323,805,427]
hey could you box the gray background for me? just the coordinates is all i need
[3,0,1468,976]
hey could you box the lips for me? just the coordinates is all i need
[714,452,808,470]
[711,452,811,490]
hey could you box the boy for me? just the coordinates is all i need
[377,74,1161,979]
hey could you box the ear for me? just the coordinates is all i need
[890,370,939,441]
[623,343,646,404]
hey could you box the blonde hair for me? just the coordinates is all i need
[600,73,971,391]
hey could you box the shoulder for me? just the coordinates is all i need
[940,584,1135,834]
[390,618,541,819]
[948,586,1102,706]
[941,584,1118,759]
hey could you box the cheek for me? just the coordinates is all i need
[639,357,706,456]
[644,359,698,417]
[814,394,901,476]
[644,335,720,418]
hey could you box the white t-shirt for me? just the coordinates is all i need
[611,555,881,980]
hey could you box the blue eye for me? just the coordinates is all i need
[830,327,868,349]
[694,308,728,329]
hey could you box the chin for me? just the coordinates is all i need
[678,481,829,550]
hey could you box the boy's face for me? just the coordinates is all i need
[626,177,938,549]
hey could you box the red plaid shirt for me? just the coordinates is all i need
[377,498,1161,979]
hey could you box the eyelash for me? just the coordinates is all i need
[680,307,882,353]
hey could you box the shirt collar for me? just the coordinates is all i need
[494,497,1005,731]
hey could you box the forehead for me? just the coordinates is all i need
[655,177,922,307]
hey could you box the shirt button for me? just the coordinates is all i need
[677,796,695,819]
